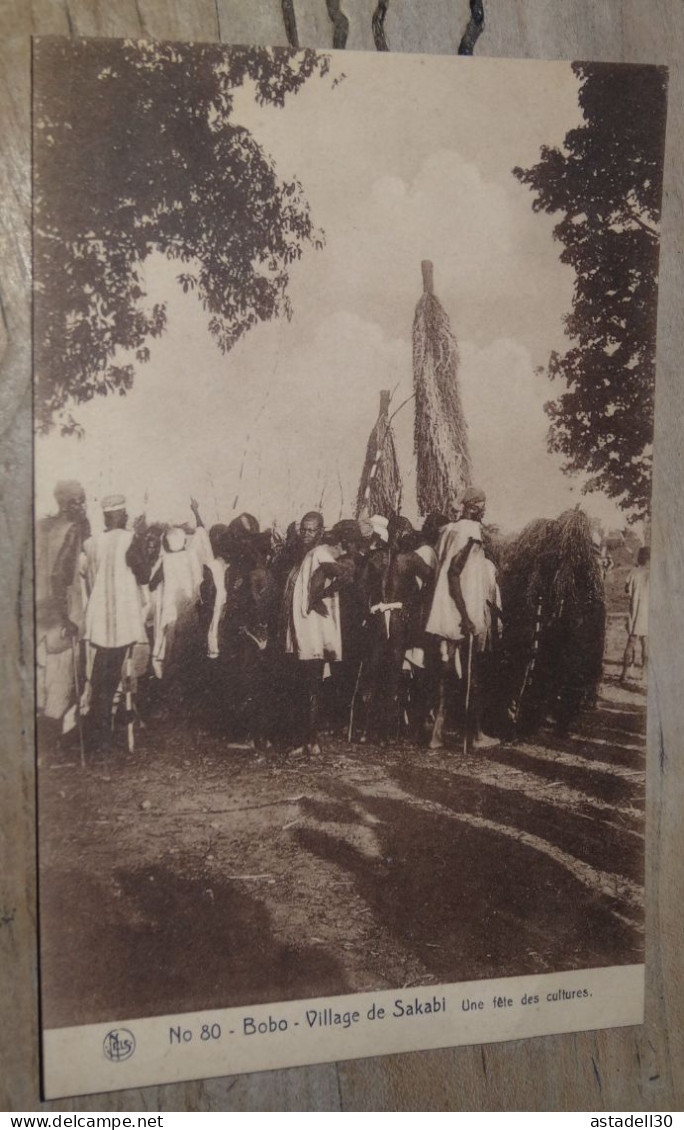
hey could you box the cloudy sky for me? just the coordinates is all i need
[36,50,628,535]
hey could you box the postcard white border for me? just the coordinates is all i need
[43,963,643,1099]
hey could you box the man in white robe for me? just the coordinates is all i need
[81,494,149,751]
[150,523,205,679]
[287,540,342,663]
[427,486,500,751]
[201,525,229,661]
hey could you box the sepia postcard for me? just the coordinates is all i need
[33,39,667,1098]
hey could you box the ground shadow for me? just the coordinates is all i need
[297,786,643,987]
[393,763,643,885]
[527,728,646,770]
[40,863,347,1028]
[480,744,639,808]
[575,703,646,738]
[299,795,360,825]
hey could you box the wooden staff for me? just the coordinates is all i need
[71,636,85,768]
[429,666,447,750]
[511,596,543,729]
[347,660,364,743]
[462,633,474,755]
[125,645,135,754]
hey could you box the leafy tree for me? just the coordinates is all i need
[33,39,329,434]
[514,62,668,521]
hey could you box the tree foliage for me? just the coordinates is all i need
[33,39,329,434]
[514,62,668,520]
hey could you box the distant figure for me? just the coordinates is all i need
[600,547,615,576]
[621,546,650,683]
[35,480,89,750]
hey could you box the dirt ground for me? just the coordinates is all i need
[38,592,645,1030]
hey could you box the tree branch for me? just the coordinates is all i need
[622,204,658,240]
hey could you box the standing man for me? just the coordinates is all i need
[149,500,208,686]
[621,546,650,683]
[36,480,90,751]
[362,516,434,744]
[285,511,342,756]
[426,486,499,751]
[82,494,149,752]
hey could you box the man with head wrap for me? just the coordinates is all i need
[426,486,500,751]
[149,526,202,681]
[36,481,90,750]
[146,499,218,717]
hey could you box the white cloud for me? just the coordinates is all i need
[38,59,628,537]
[36,300,413,531]
[459,338,625,532]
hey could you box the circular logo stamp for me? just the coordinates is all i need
[103,1028,136,1063]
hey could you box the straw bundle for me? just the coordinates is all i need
[356,390,402,519]
[551,508,605,613]
[413,261,472,516]
[499,507,606,735]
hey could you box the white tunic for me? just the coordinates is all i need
[188,527,227,659]
[84,529,146,649]
[287,543,342,662]
[626,565,649,637]
[205,557,228,659]
[150,534,204,668]
[426,519,489,641]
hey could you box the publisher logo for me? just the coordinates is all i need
[103,1028,136,1062]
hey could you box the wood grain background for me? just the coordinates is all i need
[2,0,682,1111]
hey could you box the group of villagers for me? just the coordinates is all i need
[35,479,649,761]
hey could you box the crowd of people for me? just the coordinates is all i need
[35,479,648,762]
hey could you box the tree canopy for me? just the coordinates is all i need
[514,62,668,521]
[33,39,329,434]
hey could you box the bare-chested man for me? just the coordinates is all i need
[285,511,340,755]
[36,480,90,750]
[361,515,434,744]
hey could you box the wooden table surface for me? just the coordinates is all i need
[2,0,683,1112]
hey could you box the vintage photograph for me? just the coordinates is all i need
[34,39,665,1060]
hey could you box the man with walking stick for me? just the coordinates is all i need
[426,486,500,752]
